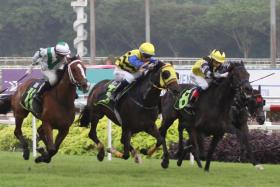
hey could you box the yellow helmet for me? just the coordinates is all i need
[209,49,226,63]
[139,42,155,56]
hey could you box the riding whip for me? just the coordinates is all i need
[0,67,33,94]
[250,73,275,83]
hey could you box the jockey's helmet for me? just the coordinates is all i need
[55,41,71,56]
[209,49,226,64]
[139,42,155,58]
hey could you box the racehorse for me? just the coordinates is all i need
[0,56,89,163]
[79,61,180,168]
[146,61,253,171]
[169,86,265,166]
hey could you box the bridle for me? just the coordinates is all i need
[67,59,87,87]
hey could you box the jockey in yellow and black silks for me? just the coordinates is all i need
[186,49,229,114]
[110,42,157,101]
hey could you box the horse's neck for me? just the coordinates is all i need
[53,72,76,104]
[207,79,235,114]
[131,79,161,108]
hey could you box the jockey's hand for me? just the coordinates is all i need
[214,72,228,78]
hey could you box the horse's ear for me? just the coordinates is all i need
[240,60,244,66]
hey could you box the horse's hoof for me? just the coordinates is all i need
[23,150,30,160]
[123,154,130,160]
[255,164,264,170]
[97,151,105,161]
[35,157,43,163]
[140,148,148,155]
[44,158,51,163]
[177,159,183,167]
[134,155,143,164]
[36,147,45,154]
[161,160,169,169]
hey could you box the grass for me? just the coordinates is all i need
[0,151,279,187]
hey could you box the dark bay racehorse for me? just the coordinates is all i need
[170,87,265,165]
[151,61,253,171]
[0,57,89,163]
[79,61,180,168]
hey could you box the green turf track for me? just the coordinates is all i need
[0,152,279,187]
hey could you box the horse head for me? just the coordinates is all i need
[227,61,252,95]
[247,89,265,125]
[67,56,89,93]
[144,61,180,96]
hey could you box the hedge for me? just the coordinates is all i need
[0,115,187,159]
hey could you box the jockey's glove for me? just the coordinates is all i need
[214,72,229,78]
[205,71,213,79]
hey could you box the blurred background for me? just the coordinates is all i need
[0,0,279,59]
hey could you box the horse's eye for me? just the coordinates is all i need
[162,70,171,80]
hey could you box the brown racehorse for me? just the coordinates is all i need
[0,56,89,163]
[79,61,180,168]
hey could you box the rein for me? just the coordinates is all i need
[67,59,84,86]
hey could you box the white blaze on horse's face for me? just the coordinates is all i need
[68,60,88,91]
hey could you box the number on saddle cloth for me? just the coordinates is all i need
[20,80,45,113]
[174,88,196,110]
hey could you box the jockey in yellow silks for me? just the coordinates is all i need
[186,49,229,114]
[110,42,157,101]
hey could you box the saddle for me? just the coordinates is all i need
[20,80,45,118]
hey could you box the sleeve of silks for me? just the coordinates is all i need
[32,48,47,66]
[32,51,40,65]
[128,55,145,69]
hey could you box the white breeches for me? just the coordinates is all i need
[113,67,142,83]
[190,72,209,90]
[42,70,58,86]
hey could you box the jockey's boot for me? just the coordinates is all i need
[184,87,201,115]
[33,81,51,105]
[110,80,129,102]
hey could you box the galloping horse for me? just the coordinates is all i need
[148,61,252,171]
[0,56,89,163]
[79,61,180,168]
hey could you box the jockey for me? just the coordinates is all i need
[30,41,71,103]
[110,42,157,101]
[186,49,229,113]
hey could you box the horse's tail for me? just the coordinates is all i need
[0,94,12,114]
[79,105,91,127]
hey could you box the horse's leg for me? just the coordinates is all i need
[177,129,202,168]
[140,117,174,156]
[204,134,223,172]
[237,125,264,170]
[88,117,105,161]
[47,128,69,160]
[35,123,54,163]
[36,125,47,155]
[130,145,143,164]
[176,120,185,158]
[14,116,30,160]
[142,125,169,168]
[120,128,131,160]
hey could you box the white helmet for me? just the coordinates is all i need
[55,41,70,56]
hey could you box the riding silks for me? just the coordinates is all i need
[174,88,196,110]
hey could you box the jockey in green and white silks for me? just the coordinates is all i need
[109,42,157,101]
[31,41,71,103]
